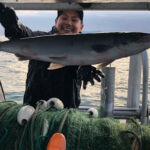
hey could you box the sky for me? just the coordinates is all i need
[1,10,150,35]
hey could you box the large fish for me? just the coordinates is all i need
[0,32,150,67]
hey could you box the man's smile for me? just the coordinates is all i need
[61,24,74,33]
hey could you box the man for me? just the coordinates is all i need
[0,3,104,108]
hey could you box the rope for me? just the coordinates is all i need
[49,110,66,131]
[35,109,67,150]
[36,135,47,150]
[58,110,70,133]
[30,112,39,150]
[0,106,20,147]
[0,128,8,144]
[140,126,145,150]
[0,105,18,124]
[126,118,145,150]
[18,123,29,150]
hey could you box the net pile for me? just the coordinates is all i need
[0,101,149,150]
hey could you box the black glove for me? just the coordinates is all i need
[77,65,105,89]
[0,3,21,38]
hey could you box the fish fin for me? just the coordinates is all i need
[97,61,114,70]
[0,36,8,42]
[47,63,65,70]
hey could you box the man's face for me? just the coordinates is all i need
[55,10,84,34]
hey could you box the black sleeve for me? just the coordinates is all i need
[5,22,47,39]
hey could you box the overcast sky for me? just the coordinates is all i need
[1,10,150,35]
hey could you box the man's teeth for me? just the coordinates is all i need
[64,29,72,32]
[64,28,71,30]
[64,26,72,31]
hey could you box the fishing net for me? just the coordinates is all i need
[0,101,149,150]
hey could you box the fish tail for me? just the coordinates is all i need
[0,36,8,42]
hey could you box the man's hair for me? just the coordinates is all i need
[57,10,84,23]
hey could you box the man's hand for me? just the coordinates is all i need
[77,65,105,89]
[0,3,21,38]
[0,3,18,28]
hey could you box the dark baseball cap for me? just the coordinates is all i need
[57,10,84,22]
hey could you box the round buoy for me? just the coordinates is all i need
[88,108,98,118]
[17,105,35,125]
[47,98,64,110]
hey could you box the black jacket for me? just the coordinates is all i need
[6,24,81,108]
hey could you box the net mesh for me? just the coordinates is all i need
[0,101,149,150]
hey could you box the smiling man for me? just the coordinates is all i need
[55,10,84,34]
[0,3,104,108]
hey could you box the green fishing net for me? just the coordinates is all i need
[0,102,149,150]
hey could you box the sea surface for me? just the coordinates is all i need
[0,36,150,107]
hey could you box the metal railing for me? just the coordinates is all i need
[99,51,149,124]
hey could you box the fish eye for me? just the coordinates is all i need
[47,97,64,110]
[17,105,35,126]
[88,108,98,118]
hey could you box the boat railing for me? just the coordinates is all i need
[89,51,149,125]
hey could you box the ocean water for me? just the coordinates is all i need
[0,36,150,107]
